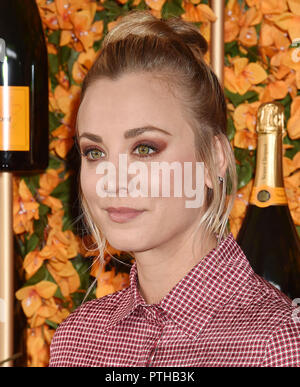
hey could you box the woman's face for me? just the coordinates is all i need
[77,72,207,252]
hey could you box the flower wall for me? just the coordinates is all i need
[11,0,300,366]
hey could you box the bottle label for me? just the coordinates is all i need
[0,86,30,151]
[249,185,288,208]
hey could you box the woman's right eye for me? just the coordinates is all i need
[82,148,105,161]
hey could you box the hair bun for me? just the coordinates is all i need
[165,16,208,56]
[103,9,208,57]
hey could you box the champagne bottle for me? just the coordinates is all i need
[236,102,300,300]
[0,0,49,171]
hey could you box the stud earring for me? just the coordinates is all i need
[218,176,224,183]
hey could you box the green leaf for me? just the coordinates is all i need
[15,236,26,259]
[23,265,64,299]
[48,53,59,75]
[49,111,62,133]
[161,0,185,19]
[22,175,40,196]
[234,147,256,189]
[93,40,102,52]
[39,203,50,217]
[71,255,92,291]
[224,88,259,107]
[246,45,259,63]
[54,286,64,300]
[49,72,58,93]
[51,178,71,202]
[135,0,147,10]
[48,30,61,46]
[26,233,39,253]
[225,41,244,58]
[45,320,59,330]
[24,265,48,286]
[59,46,71,65]
[227,115,236,141]
[94,10,107,22]
[236,160,253,190]
[284,134,300,159]
[102,0,123,23]
[33,216,48,240]
[277,93,292,123]
[48,155,62,170]
[67,49,80,86]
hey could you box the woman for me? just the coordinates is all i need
[49,10,300,367]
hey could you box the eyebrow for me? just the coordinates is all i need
[78,126,172,143]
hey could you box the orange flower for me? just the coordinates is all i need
[46,261,80,298]
[24,250,46,279]
[36,228,80,297]
[16,281,58,318]
[38,168,61,198]
[28,297,69,328]
[287,96,300,139]
[229,180,253,237]
[233,101,260,132]
[95,266,116,298]
[53,84,81,124]
[283,156,297,177]
[182,2,216,23]
[239,26,258,47]
[112,272,130,292]
[272,11,300,42]
[225,0,242,42]
[13,179,40,234]
[27,325,55,367]
[146,0,166,12]
[225,57,268,95]
[40,229,79,270]
[69,3,97,51]
[234,129,257,149]
[72,48,98,84]
[47,209,64,230]
[284,170,300,189]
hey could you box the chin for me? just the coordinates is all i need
[105,233,150,253]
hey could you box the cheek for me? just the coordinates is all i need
[153,197,202,238]
[80,165,98,202]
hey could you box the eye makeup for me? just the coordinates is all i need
[80,138,167,162]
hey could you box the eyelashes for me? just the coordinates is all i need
[81,142,160,162]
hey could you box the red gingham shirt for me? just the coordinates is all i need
[49,233,300,367]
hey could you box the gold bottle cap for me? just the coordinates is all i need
[256,102,285,134]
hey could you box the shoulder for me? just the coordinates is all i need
[255,279,300,367]
[49,287,129,367]
[243,273,300,366]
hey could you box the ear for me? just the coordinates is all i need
[204,135,228,189]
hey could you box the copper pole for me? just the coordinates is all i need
[0,172,14,367]
[210,0,225,87]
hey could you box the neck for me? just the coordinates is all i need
[134,229,217,305]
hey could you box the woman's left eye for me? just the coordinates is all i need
[133,144,158,158]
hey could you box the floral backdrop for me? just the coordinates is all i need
[9,0,300,366]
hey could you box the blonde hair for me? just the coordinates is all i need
[76,9,237,277]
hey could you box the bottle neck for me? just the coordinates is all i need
[250,131,287,207]
[254,131,284,188]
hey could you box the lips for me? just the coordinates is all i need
[105,207,145,223]
[105,207,144,214]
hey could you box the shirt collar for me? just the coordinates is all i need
[104,233,254,339]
